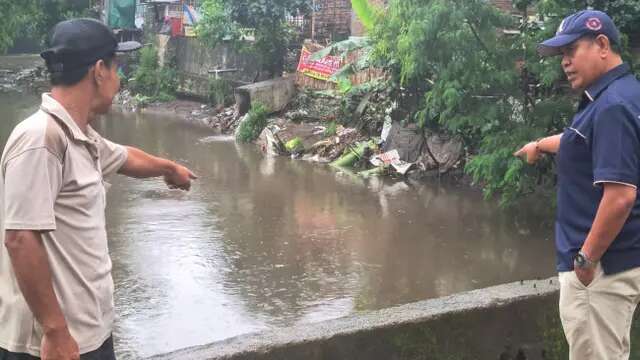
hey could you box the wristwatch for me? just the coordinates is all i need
[574,251,597,269]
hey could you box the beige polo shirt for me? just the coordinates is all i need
[0,94,128,355]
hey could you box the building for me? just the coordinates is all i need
[311,0,353,43]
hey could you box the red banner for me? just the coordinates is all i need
[296,46,342,82]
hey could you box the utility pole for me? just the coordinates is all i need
[311,0,316,41]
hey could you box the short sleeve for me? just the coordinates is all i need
[592,104,640,188]
[3,148,63,231]
[98,137,128,178]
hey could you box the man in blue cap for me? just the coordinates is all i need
[515,9,640,359]
[0,19,196,359]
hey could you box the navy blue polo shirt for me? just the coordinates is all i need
[556,63,640,275]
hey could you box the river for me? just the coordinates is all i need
[0,90,556,358]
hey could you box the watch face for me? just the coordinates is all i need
[574,254,585,267]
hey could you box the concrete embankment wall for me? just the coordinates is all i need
[152,278,564,360]
[235,77,297,115]
[157,35,264,99]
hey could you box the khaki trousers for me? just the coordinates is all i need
[559,264,640,360]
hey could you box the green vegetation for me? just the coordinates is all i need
[0,1,35,53]
[370,0,640,205]
[0,0,98,53]
[285,137,305,153]
[324,121,338,137]
[236,103,269,143]
[310,37,375,94]
[197,0,309,77]
[207,78,234,107]
[129,46,176,104]
[350,0,381,32]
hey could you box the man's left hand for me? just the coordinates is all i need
[164,164,197,191]
[575,266,596,287]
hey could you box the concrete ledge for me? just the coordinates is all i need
[235,77,297,115]
[151,278,560,360]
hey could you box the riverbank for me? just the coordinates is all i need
[0,54,496,194]
[0,54,48,94]
[115,83,469,187]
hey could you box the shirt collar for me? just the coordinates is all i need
[40,93,93,143]
[584,63,631,102]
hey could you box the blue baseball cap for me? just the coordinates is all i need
[537,10,620,57]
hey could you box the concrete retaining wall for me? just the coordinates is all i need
[158,36,265,99]
[235,77,297,115]
[152,278,564,360]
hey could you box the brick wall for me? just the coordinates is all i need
[313,0,352,43]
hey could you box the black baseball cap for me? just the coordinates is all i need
[41,18,142,73]
[538,10,620,57]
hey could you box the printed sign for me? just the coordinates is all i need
[297,46,342,82]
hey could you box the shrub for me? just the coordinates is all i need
[236,103,269,143]
[129,46,176,103]
[324,121,338,137]
[208,78,234,107]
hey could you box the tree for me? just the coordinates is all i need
[0,0,37,53]
[371,0,640,206]
[197,0,310,78]
[26,0,99,48]
[0,0,97,54]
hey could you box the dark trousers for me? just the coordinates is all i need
[0,336,115,360]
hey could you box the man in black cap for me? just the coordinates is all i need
[0,19,196,359]
[515,10,640,359]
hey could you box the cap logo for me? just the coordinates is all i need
[556,19,566,34]
[586,17,602,31]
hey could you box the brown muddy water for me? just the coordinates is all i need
[0,91,556,359]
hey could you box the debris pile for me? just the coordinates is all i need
[250,81,464,180]
[284,90,342,123]
[208,106,240,133]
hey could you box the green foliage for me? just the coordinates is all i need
[285,137,305,153]
[207,78,234,107]
[534,0,640,36]
[324,121,338,137]
[310,36,371,61]
[309,37,376,91]
[236,103,269,143]
[539,309,569,360]
[350,0,381,32]
[371,0,640,205]
[198,0,309,77]
[129,46,176,103]
[0,0,98,53]
[337,78,353,94]
[0,1,36,53]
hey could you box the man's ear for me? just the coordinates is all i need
[93,59,108,84]
[595,34,612,56]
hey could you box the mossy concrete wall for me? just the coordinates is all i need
[157,36,265,100]
[235,77,297,115]
[152,278,566,360]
